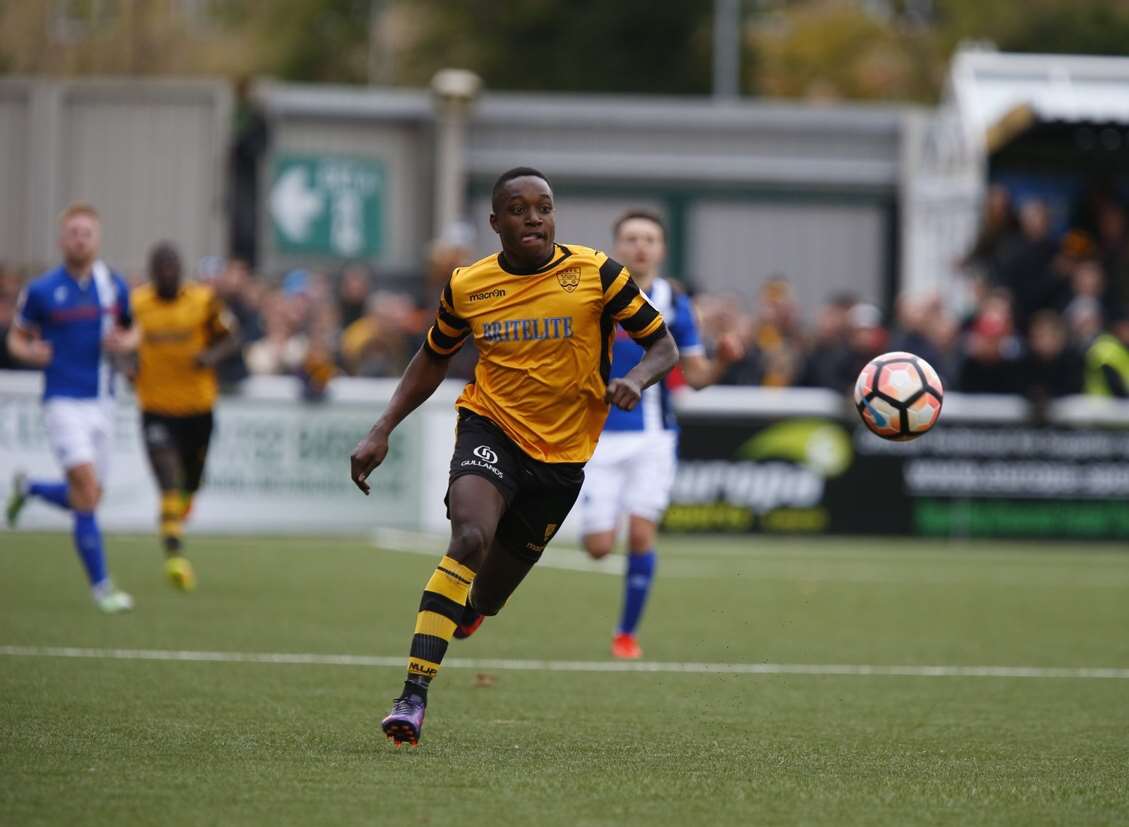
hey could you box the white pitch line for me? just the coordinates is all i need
[2,645,1127,680]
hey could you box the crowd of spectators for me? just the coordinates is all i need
[0,232,482,398]
[2,185,1128,404]
[695,184,1129,407]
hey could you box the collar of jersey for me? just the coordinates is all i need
[155,286,187,302]
[496,244,572,276]
[63,267,93,288]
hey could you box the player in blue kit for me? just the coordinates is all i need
[5,203,138,613]
[578,210,742,658]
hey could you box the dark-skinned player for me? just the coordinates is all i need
[131,242,239,590]
[350,167,679,746]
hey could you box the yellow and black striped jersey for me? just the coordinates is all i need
[424,243,667,463]
[131,283,232,416]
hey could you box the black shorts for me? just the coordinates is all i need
[141,411,215,493]
[447,408,584,559]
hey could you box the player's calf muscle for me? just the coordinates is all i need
[627,517,657,553]
[66,465,100,511]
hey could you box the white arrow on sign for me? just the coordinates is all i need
[270,166,325,242]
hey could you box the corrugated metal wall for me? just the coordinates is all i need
[0,84,31,264]
[688,201,886,314]
[0,78,230,276]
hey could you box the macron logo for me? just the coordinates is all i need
[469,288,506,302]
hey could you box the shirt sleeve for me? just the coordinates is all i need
[14,286,42,331]
[670,292,704,356]
[597,255,667,347]
[423,280,471,359]
[206,290,237,340]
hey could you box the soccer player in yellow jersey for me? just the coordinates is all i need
[131,243,238,590]
[350,167,679,746]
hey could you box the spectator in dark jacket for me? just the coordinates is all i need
[1022,310,1083,417]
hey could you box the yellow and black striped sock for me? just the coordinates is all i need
[406,555,476,688]
[159,491,185,555]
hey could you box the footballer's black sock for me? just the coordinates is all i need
[404,555,475,689]
[460,598,482,628]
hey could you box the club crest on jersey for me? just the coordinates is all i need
[556,266,581,293]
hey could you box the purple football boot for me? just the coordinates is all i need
[382,692,426,747]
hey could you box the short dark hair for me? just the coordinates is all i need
[491,167,551,208]
[613,210,666,241]
[149,241,181,272]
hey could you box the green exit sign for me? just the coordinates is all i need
[269,154,385,258]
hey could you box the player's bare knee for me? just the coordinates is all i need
[447,523,491,568]
[627,520,657,553]
[585,535,614,559]
[67,472,100,511]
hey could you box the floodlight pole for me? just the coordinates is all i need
[431,69,482,238]
[713,0,741,100]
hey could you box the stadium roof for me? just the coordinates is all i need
[948,49,1129,150]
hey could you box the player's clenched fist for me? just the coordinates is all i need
[605,377,643,411]
[714,331,744,365]
[350,427,390,495]
[23,340,54,368]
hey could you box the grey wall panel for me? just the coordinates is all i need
[0,89,29,266]
[466,97,904,189]
[62,89,222,275]
[688,201,885,317]
[467,195,666,261]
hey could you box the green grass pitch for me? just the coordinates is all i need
[2,532,1128,826]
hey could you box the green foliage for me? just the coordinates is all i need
[5,0,1129,99]
[753,1,939,101]
[997,0,1129,56]
[399,0,715,94]
[242,0,371,83]
[936,0,1129,55]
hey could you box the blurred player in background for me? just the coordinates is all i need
[5,203,137,613]
[350,168,679,746]
[579,211,743,659]
[131,242,239,590]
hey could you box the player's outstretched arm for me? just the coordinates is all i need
[350,347,451,494]
[679,332,744,390]
[196,297,242,368]
[6,325,53,368]
[606,330,679,411]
